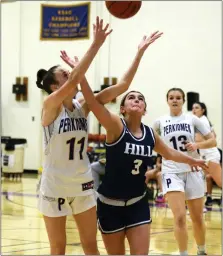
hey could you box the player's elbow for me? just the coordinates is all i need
[117,81,130,92]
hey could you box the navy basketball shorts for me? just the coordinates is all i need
[97,193,152,234]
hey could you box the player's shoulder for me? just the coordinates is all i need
[200,115,209,123]
[143,123,154,134]
[184,113,198,122]
[155,114,170,123]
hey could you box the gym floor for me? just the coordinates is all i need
[1,174,222,255]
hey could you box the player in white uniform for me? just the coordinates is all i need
[36,17,113,255]
[192,102,221,187]
[192,102,222,205]
[153,88,216,256]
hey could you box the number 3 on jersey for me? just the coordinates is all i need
[132,159,143,175]
[67,137,85,160]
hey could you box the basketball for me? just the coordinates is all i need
[105,1,142,19]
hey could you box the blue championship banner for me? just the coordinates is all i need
[40,2,90,40]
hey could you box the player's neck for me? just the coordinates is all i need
[170,110,182,117]
[124,117,141,133]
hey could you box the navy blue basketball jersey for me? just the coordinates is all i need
[98,119,156,199]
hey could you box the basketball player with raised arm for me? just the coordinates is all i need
[77,33,209,255]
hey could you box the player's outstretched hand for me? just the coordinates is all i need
[93,16,113,46]
[138,31,163,53]
[60,50,79,69]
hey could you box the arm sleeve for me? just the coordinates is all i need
[192,115,211,136]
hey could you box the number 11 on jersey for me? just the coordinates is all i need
[67,137,85,160]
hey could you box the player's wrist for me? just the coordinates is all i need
[195,142,200,149]
[137,49,145,57]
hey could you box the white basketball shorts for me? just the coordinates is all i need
[201,151,221,164]
[37,192,96,217]
[162,171,205,200]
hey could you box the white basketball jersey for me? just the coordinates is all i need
[40,99,93,197]
[153,113,210,174]
[198,115,219,159]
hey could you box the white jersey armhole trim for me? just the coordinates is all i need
[72,99,85,117]
[149,127,156,146]
[105,126,126,147]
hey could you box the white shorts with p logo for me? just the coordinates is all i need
[37,192,96,217]
[162,171,205,200]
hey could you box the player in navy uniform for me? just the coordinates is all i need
[78,33,208,254]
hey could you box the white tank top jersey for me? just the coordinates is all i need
[199,115,220,159]
[153,113,211,174]
[40,99,93,197]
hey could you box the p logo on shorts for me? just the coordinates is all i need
[166,178,171,188]
[58,198,65,211]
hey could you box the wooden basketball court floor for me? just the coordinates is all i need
[1,174,222,255]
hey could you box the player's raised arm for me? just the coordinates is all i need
[43,16,112,111]
[94,31,163,104]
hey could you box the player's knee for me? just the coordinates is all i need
[175,213,186,228]
[131,248,148,255]
[50,243,66,255]
[156,171,161,178]
[190,213,203,225]
[80,237,98,254]
[206,174,212,181]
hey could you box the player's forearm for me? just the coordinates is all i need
[167,148,193,165]
[68,42,101,86]
[118,50,144,89]
[196,138,216,149]
[95,50,144,105]
[79,76,98,106]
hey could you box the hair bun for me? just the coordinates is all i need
[36,69,47,89]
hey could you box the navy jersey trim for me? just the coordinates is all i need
[122,119,146,141]
[105,126,126,147]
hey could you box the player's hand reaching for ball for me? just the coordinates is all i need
[60,50,79,69]
[93,16,113,46]
[138,31,163,53]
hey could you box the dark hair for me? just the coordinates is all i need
[36,65,59,94]
[166,87,185,103]
[120,90,147,116]
[193,101,208,116]
[194,101,212,127]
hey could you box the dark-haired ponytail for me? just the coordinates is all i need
[36,66,58,94]
[36,69,47,89]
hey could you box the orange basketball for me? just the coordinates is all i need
[105,1,142,19]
